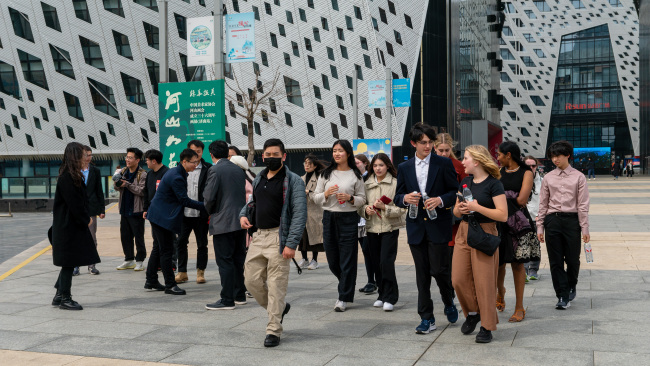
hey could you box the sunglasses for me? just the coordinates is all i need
[527,164,537,168]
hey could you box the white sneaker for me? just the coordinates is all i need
[307,260,319,270]
[334,300,346,312]
[373,300,384,308]
[134,261,145,271]
[297,258,308,269]
[383,302,394,312]
[116,260,136,270]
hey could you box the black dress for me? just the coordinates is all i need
[498,167,530,265]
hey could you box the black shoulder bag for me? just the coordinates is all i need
[465,180,501,256]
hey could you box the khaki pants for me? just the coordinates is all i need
[244,228,290,337]
[452,221,499,331]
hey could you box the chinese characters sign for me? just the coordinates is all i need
[368,80,387,108]
[392,79,411,107]
[565,102,610,110]
[368,79,411,108]
[159,80,226,167]
[187,17,214,67]
[226,12,255,63]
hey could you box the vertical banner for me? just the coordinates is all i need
[159,80,226,166]
[392,78,411,107]
[368,80,387,108]
[226,12,255,63]
[353,139,392,161]
[187,16,215,67]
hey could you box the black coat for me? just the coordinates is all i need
[196,159,211,218]
[86,165,106,216]
[52,172,101,267]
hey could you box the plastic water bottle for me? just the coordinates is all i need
[584,242,594,263]
[334,184,346,208]
[421,193,437,220]
[462,184,474,213]
[408,191,419,219]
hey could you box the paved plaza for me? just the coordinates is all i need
[0,176,649,365]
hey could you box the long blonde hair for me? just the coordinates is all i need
[464,145,501,179]
[434,133,458,160]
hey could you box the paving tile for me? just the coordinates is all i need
[14,305,145,322]
[594,351,649,366]
[0,330,63,351]
[418,343,593,365]
[21,318,163,340]
[160,344,335,366]
[326,355,416,366]
[0,314,52,331]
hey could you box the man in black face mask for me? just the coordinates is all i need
[203,140,247,310]
[240,138,307,347]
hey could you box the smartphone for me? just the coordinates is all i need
[456,193,465,203]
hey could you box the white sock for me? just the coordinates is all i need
[468,312,478,316]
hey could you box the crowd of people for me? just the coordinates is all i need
[48,123,590,347]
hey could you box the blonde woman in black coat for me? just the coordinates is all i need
[51,142,100,310]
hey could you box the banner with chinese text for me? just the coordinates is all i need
[187,17,215,66]
[226,12,255,63]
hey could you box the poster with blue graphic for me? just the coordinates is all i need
[392,79,411,107]
[368,80,387,108]
[353,139,392,161]
[187,17,214,67]
[226,13,255,63]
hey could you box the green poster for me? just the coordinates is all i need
[158,80,226,167]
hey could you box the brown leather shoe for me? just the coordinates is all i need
[196,269,206,284]
[175,272,188,283]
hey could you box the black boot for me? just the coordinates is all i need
[59,295,83,310]
[52,291,62,306]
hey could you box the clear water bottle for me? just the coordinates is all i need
[421,193,437,220]
[462,184,474,213]
[334,184,346,207]
[584,242,594,263]
[408,191,419,219]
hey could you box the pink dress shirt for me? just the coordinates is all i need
[536,166,590,235]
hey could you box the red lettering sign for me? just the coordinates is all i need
[565,103,610,110]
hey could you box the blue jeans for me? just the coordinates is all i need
[588,169,595,179]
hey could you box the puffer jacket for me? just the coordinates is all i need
[357,173,406,233]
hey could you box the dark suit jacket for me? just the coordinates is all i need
[203,159,246,236]
[146,165,205,234]
[86,165,105,216]
[394,154,459,245]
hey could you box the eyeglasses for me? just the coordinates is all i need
[124,156,137,161]
[417,140,434,146]
[187,160,200,165]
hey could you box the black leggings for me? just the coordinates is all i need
[54,267,74,296]
[301,250,319,261]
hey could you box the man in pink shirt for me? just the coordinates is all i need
[537,141,590,310]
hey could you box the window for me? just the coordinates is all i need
[502,26,513,36]
[49,44,75,79]
[41,106,49,121]
[103,0,125,17]
[337,27,345,41]
[387,1,396,14]
[340,45,348,59]
[519,127,531,137]
[0,61,21,100]
[41,2,62,31]
[279,24,286,37]
[525,10,536,19]
[34,117,41,130]
[72,0,91,22]
[269,98,277,114]
[233,0,240,12]
[534,49,546,58]
[307,122,315,137]
[320,17,329,31]
[286,10,293,23]
[609,0,622,6]
[322,74,330,90]
[404,14,413,29]
[5,124,13,138]
[145,59,178,95]
[9,8,34,42]
[336,95,344,109]
[500,48,515,60]
[305,38,312,52]
[308,55,316,69]
[262,110,269,122]
[99,131,108,145]
[265,2,272,15]
[261,51,268,66]
[307,0,314,9]
[126,111,134,124]
[63,91,84,121]
[179,53,206,82]
[284,76,303,107]
[534,1,551,12]
[270,33,278,47]
[133,0,158,12]
[292,41,300,57]
[531,95,545,106]
[360,36,368,50]
[364,54,372,69]
[374,108,382,118]
[12,115,19,129]
[112,30,133,60]
[372,17,379,31]
[317,103,325,117]
[48,99,55,111]
[143,22,159,49]
[284,52,291,66]
[327,47,335,61]
[79,36,105,71]
[284,112,292,126]
[330,65,338,79]
[364,113,373,130]
[314,85,321,99]
[313,28,320,42]
[520,104,532,113]
[523,33,535,43]
[339,113,347,127]
[379,8,387,23]
[331,0,339,11]
[501,72,512,82]
[175,13,187,39]
[571,0,585,9]
[253,6,260,20]
[299,9,306,22]
[400,63,408,78]
[394,30,402,45]
[386,42,394,56]
[354,6,362,20]
[345,16,353,31]
[121,73,147,108]
[254,122,261,136]
[0,98,3,109]
[330,123,339,138]
[522,56,535,67]
[18,50,48,90]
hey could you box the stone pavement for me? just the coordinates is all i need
[1,176,649,365]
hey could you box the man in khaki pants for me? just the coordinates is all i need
[240,139,307,347]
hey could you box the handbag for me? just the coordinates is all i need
[467,214,501,256]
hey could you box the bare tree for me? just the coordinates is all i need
[223,67,308,165]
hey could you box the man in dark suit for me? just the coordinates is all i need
[74,145,105,276]
[203,140,247,310]
[174,140,212,284]
[394,123,459,334]
[144,149,205,295]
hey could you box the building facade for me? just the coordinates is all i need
[499,0,640,165]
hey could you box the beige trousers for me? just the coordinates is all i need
[244,228,290,337]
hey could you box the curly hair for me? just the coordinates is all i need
[465,145,501,180]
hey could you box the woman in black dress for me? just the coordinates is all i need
[496,142,534,322]
[50,142,101,310]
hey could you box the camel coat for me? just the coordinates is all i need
[303,172,324,246]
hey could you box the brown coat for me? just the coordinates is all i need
[357,173,406,233]
[303,172,323,246]
[115,167,147,214]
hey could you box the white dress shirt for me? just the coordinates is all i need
[414,153,443,207]
[184,163,202,217]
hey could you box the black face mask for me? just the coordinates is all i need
[264,157,283,171]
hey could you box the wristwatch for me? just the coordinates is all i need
[348,195,354,203]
